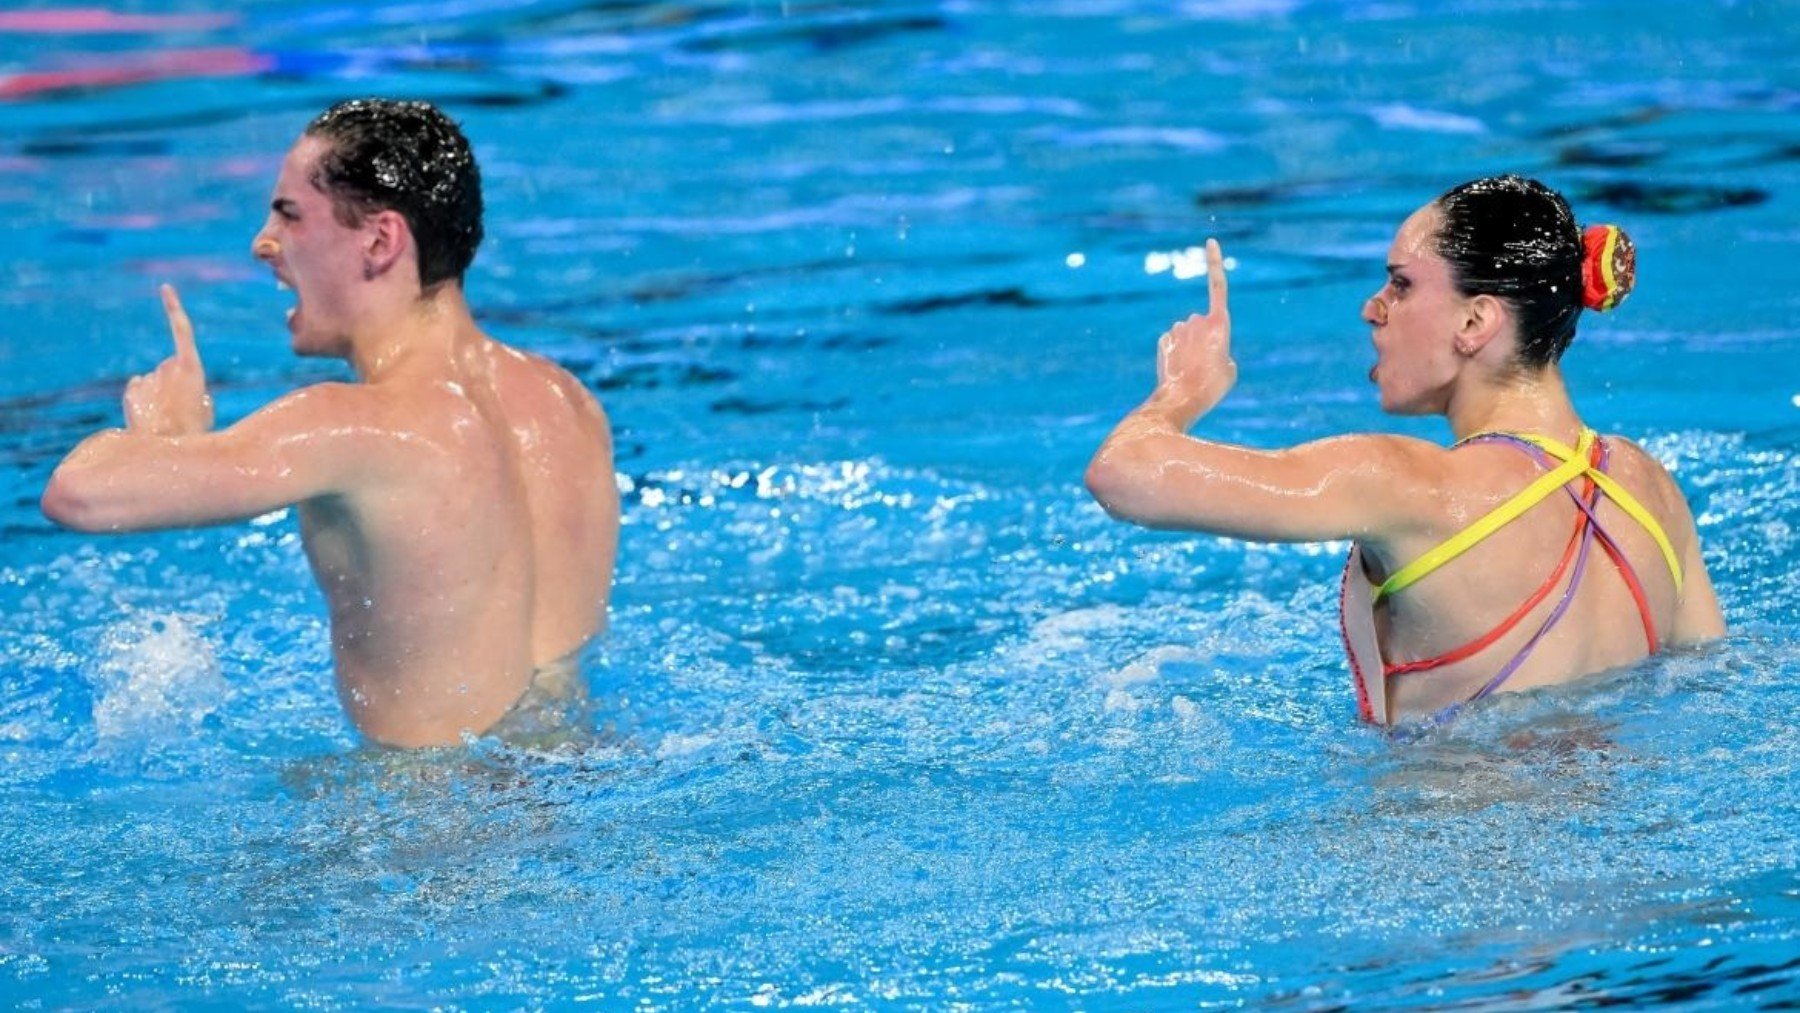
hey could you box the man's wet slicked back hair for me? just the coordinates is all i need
[303,99,484,291]
[1432,174,1584,368]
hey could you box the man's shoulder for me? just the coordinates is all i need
[489,341,604,415]
[267,379,378,415]
[249,380,468,465]
[221,381,375,441]
[493,340,581,382]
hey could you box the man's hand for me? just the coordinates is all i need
[1151,238,1236,428]
[124,284,214,436]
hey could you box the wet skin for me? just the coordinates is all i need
[43,136,620,748]
[1085,221,1724,723]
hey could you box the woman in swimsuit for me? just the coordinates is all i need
[1085,175,1725,726]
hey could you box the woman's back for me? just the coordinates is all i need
[1350,428,1714,721]
[1087,174,1724,728]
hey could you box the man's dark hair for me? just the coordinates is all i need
[304,99,484,291]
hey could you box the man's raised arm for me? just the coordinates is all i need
[42,286,372,532]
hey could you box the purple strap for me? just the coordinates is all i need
[1426,433,1628,724]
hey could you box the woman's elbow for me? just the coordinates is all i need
[1085,455,1148,523]
[1083,454,1116,504]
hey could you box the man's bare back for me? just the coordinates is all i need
[42,100,618,748]
[295,340,616,746]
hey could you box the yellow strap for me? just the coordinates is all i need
[1501,430,1684,591]
[1376,430,1596,602]
[1375,429,1684,600]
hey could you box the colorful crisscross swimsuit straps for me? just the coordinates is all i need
[1338,429,1685,726]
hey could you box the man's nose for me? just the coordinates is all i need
[252,233,278,262]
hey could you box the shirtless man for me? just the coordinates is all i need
[42,100,619,748]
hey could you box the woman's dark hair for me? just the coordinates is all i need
[303,99,484,291]
[1432,174,1588,368]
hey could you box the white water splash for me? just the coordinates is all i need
[90,613,228,741]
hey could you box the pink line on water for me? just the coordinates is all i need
[215,157,277,180]
[83,203,236,230]
[0,47,272,100]
[0,9,239,34]
[127,257,261,284]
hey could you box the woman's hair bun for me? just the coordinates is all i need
[1581,224,1635,312]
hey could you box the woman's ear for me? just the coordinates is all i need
[361,209,412,281]
[1454,293,1507,357]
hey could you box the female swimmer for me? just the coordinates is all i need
[1085,175,1724,726]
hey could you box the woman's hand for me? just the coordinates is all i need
[124,285,215,436]
[1152,238,1235,428]
[1088,236,1421,542]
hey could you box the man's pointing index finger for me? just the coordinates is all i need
[160,284,200,365]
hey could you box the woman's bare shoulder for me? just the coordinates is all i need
[1599,432,1692,509]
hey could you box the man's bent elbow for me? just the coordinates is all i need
[42,471,96,531]
[42,469,122,533]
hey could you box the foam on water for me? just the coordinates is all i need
[89,612,228,742]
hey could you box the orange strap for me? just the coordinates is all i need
[1385,463,1597,677]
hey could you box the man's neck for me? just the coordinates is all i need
[346,283,479,383]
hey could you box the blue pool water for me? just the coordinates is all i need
[4,0,1800,1007]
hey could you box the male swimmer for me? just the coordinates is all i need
[1086,175,1724,726]
[43,100,619,748]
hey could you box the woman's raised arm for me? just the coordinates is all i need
[1084,240,1435,544]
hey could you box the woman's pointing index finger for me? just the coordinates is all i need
[1206,238,1228,317]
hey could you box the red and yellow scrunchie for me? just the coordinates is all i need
[1581,224,1635,312]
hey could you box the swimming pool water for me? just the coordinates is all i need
[3,0,1800,1008]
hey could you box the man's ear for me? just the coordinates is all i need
[1454,293,1508,357]
[362,209,412,281]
